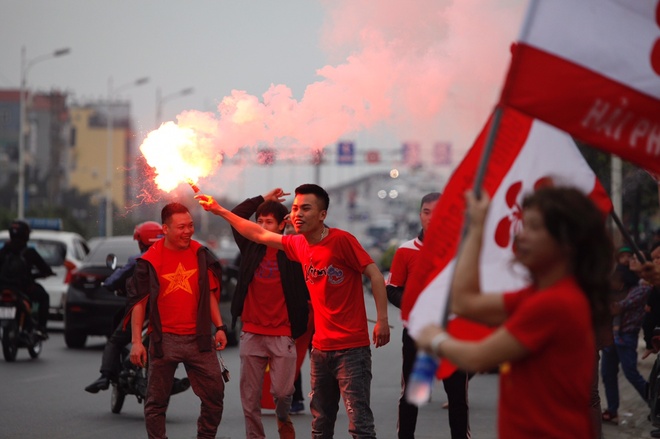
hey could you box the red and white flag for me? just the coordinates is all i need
[501,0,660,175]
[401,107,612,378]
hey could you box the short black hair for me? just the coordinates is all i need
[256,200,289,224]
[295,184,330,211]
[420,192,441,210]
[161,202,190,225]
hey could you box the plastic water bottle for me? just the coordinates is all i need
[405,352,438,407]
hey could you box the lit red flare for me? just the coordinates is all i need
[187,179,201,194]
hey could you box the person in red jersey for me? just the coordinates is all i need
[417,187,613,439]
[197,184,390,439]
[127,202,226,439]
[387,192,470,439]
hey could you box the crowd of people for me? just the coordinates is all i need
[5,179,660,438]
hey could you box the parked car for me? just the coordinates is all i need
[0,229,90,320]
[64,236,239,348]
[64,236,136,348]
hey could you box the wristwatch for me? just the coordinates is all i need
[215,324,228,334]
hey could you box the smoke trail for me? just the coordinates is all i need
[139,0,525,192]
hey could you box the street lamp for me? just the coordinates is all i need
[17,46,71,219]
[155,86,194,128]
[105,76,149,237]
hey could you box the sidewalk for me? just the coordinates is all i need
[600,337,656,439]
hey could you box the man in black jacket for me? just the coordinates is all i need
[128,203,226,439]
[231,189,309,439]
[0,220,53,338]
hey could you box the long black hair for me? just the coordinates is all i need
[522,186,613,327]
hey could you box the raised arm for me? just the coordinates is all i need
[450,191,507,326]
[196,193,284,250]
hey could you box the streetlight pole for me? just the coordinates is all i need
[105,76,149,237]
[155,86,194,128]
[18,46,71,219]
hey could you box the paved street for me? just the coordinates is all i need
[0,297,657,438]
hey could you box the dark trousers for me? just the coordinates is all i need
[25,283,49,328]
[398,328,470,439]
[100,312,132,379]
[145,333,224,439]
[293,374,303,402]
[650,354,660,427]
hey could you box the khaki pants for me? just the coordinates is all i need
[239,332,297,439]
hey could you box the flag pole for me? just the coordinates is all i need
[440,105,504,327]
[610,210,647,263]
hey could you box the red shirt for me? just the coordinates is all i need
[500,276,594,438]
[388,237,422,288]
[243,246,291,336]
[157,244,200,335]
[282,228,373,350]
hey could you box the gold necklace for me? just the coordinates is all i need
[320,227,327,241]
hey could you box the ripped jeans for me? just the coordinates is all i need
[310,346,376,439]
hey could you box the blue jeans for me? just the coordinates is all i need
[601,332,648,413]
[310,346,375,439]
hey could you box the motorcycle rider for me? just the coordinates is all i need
[85,221,190,395]
[0,220,53,339]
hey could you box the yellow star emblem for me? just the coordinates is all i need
[161,262,197,297]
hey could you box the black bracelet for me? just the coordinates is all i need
[215,324,227,334]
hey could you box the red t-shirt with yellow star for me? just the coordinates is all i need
[158,245,200,335]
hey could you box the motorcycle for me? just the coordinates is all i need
[0,286,43,361]
[104,253,190,414]
[111,320,149,413]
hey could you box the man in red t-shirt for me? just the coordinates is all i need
[387,192,471,439]
[197,184,390,438]
[128,202,227,439]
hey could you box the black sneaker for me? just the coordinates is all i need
[289,400,304,414]
[85,375,110,393]
[34,328,48,341]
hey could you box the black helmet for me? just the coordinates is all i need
[9,220,30,243]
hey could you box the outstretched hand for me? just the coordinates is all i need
[195,193,220,213]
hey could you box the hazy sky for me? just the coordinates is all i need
[1,0,527,201]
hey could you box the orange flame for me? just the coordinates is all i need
[139,122,221,193]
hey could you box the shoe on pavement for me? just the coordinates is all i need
[85,375,110,393]
[277,416,295,439]
[289,400,304,414]
[34,328,48,340]
[171,377,190,395]
[601,409,619,425]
